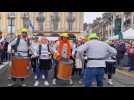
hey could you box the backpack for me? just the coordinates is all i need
[128,47,134,56]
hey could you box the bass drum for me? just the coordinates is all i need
[10,56,31,78]
[57,59,73,80]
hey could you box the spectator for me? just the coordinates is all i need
[115,40,126,68]
[2,39,9,61]
[127,41,134,71]
[0,32,4,64]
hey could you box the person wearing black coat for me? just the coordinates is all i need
[115,41,126,68]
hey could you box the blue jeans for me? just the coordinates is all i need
[83,67,105,87]
[36,68,49,81]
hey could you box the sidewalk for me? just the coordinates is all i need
[117,68,134,79]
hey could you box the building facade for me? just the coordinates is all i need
[0,12,84,36]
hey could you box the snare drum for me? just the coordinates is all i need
[57,59,73,80]
[10,56,31,78]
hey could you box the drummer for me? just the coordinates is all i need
[8,28,31,87]
[54,33,73,85]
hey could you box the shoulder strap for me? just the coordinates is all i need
[47,44,51,53]
[27,39,30,47]
[13,38,20,52]
[39,44,42,55]
[16,38,20,47]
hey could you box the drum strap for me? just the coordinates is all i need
[87,56,107,60]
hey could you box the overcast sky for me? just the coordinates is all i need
[84,12,104,24]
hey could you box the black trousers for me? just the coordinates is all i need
[108,74,112,79]
[31,58,38,73]
[53,60,58,79]
[72,68,82,76]
[2,51,8,61]
[0,50,4,62]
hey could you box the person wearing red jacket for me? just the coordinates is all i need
[127,41,134,71]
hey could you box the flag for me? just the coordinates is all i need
[28,19,34,33]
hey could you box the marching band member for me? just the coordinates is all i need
[55,33,73,85]
[8,28,31,87]
[77,32,117,87]
[34,37,52,86]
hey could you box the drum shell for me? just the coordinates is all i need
[10,56,31,78]
[57,61,72,80]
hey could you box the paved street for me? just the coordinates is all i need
[0,63,134,87]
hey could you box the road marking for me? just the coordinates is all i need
[117,69,134,79]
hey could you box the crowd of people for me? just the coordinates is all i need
[0,28,134,87]
[0,32,9,65]
[106,39,134,72]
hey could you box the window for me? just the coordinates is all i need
[37,12,45,32]
[22,12,29,18]
[8,12,16,34]
[8,18,15,26]
[67,12,75,32]
[23,18,29,28]
[22,12,30,28]
[8,12,16,18]
[8,18,15,33]
[52,12,59,31]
